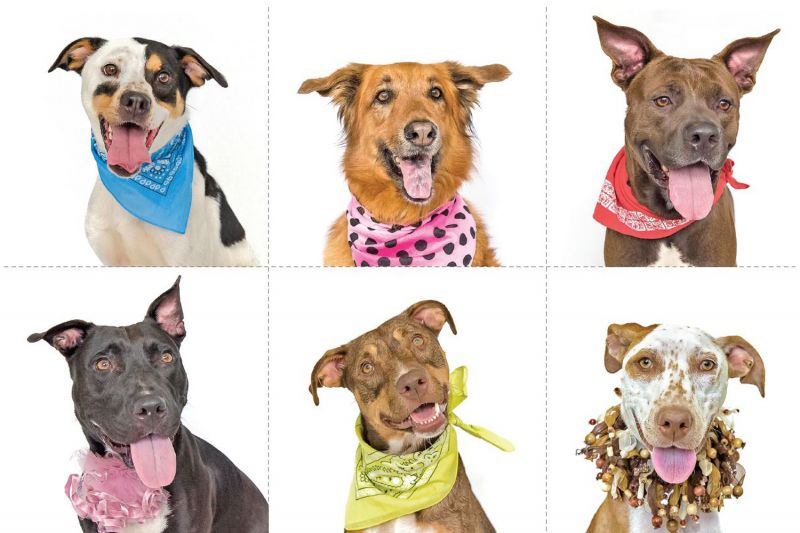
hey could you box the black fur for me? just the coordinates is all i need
[194,148,246,246]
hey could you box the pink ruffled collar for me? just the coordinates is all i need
[65,452,169,533]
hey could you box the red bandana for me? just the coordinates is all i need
[593,148,748,239]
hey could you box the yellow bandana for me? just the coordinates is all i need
[344,366,513,531]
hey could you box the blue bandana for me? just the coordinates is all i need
[91,125,194,234]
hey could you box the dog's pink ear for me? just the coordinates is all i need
[717,336,766,397]
[594,16,662,89]
[28,319,94,358]
[605,323,658,373]
[404,300,457,336]
[298,64,368,127]
[173,46,228,88]
[714,30,779,94]
[146,276,186,344]
[49,37,106,74]
[309,346,348,405]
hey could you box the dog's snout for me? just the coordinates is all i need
[396,369,429,399]
[404,121,438,147]
[656,407,693,441]
[683,121,720,154]
[133,395,167,420]
[120,90,151,117]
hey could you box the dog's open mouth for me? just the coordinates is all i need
[382,401,448,435]
[92,421,177,489]
[382,147,440,204]
[99,116,161,177]
[642,145,718,221]
[632,410,708,485]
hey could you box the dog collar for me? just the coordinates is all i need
[593,148,748,239]
[344,366,513,530]
[579,404,746,531]
[65,452,169,533]
[347,194,477,267]
[91,124,194,234]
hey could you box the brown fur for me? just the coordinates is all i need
[588,495,629,533]
[300,62,509,266]
[311,301,495,531]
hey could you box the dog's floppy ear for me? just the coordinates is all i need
[309,345,348,406]
[446,62,510,109]
[146,276,186,344]
[593,16,662,89]
[172,46,228,88]
[716,336,766,397]
[404,300,457,336]
[298,64,368,126]
[49,37,106,74]
[27,319,94,358]
[605,323,658,373]
[713,30,779,94]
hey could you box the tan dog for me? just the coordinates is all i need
[310,301,495,532]
[300,62,509,266]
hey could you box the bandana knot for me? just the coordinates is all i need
[593,148,748,239]
[348,195,477,267]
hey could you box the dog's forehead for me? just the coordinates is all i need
[87,38,147,69]
[625,325,721,362]
[635,56,736,94]
[364,62,447,85]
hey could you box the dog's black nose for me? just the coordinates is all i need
[133,395,167,420]
[120,91,151,116]
[396,369,429,399]
[683,121,720,154]
[404,121,438,147]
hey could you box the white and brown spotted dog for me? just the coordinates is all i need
[590,324,765,533]
[50,37,258,266]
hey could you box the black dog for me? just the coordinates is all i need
[28,277,268,532]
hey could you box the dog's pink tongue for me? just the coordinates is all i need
[107,125,151,174]
[130,435,176,489]
[409,403,437,424]
[668,163,713,220]
[398,157,433,200]
[652,447,697,484]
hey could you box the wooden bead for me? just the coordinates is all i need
[732,438,744,449]
[629,496,640,507]
[602,472,613,483]
[693,486,706,497]
[686,503,698,516]
[652,515,664,528]
[596,458,605,468]
[589,418,597,425]
[639,448,651,459]
[669,505,679,516]
[601,482,612,493]
[733,485,744,498]
[707,448,718,459]
[658,508,667,517]
[666,519,680,532]
[585,433,596,445]
[722,486,733,497]
[709,498,719,507]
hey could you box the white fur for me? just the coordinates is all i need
[77,38,258,266]
[651,243,690,267]
[120,502,170,533]
[364,514,436,533]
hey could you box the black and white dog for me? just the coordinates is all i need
[50,38,259,266]
[28,277,268,532]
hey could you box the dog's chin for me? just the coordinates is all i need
[381,147,440,205]
[381,400,449,439]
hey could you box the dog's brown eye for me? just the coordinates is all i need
[638,357,653,369]
[429,87,443,100]
[412,335,425,347]
[375,90,391,104]
[156,71,171,84]
[360,361,374,374]
[161,352,174,364]
[654,96,672,108]
[102,64,118,77]
[700,359,716,371]
[718,99,732,111]
[94,358,112,371]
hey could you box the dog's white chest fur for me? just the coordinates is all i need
[650,243,690,266]
[629,504,721,533]
[364,514,436,533]
[119,502,170,533]
[86,167,257,266]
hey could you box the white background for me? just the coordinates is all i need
[270,268,545,531]
[0,269,268,531]
[549,0,796,266]
[270,0,545,266]
[0,0,267,265]
[548,268,798,532]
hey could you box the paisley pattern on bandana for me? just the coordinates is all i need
[348,194,477,267]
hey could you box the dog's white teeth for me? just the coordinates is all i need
[394,156,400,164]
[434,403,441,417]
[661,164,668,173]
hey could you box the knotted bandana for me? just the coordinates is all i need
[579,404,746,530]
[65,452,169,533]
[345,366,513,530]
[91,125,194,234]
[347,195,477,267]
[593,148,748,239]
